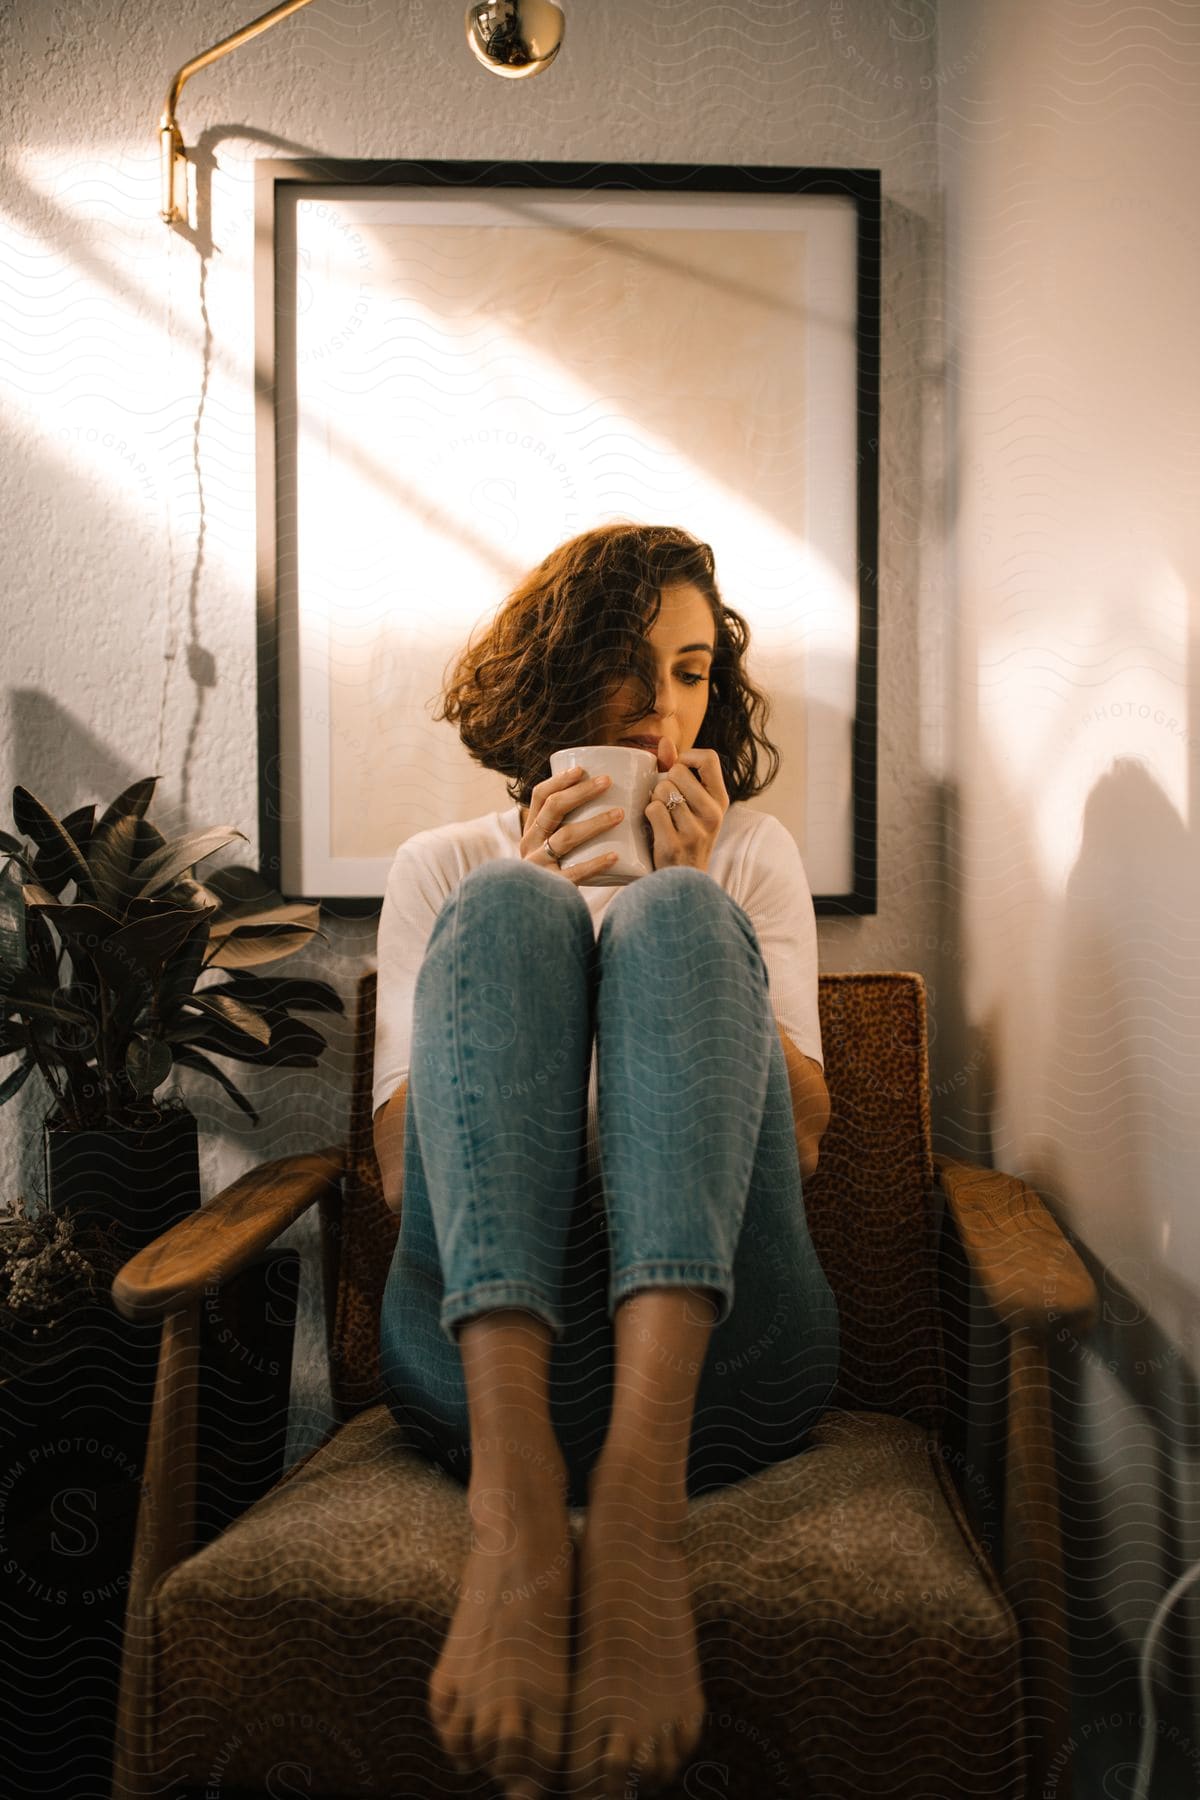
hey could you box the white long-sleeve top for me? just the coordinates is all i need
[372,801,823,1182]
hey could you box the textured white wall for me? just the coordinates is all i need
[0,0,949,1464]
[941,0,1200,1764]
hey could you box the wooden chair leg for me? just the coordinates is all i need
[1005,1325,1073,1800]
[111,1298,200,1800]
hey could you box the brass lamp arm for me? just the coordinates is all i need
[159,0,317,224]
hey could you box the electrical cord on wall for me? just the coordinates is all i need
[1131,1556,1200,1800]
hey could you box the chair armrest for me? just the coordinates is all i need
[111,1146,346,1325]
[935,1152,1095,1800]
[933,1154,1098,1337]
[110,1142,346,1798]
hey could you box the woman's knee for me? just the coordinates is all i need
[422,859,593,976]
[459,856,592,930]
[600,864,752,947]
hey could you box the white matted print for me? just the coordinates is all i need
[270,180,867,904]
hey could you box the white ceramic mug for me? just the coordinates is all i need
[547,744,661,884]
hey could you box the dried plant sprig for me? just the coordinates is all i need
[0,1194,126,1365]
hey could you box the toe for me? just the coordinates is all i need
[566,1712,604,1793]
[439,1702,474,1768]
[600,1731,634,1797]
[652,1724,679,1786]
[427,1674,455,1730]
[565,1750,594,1797]
[503,1699,564,1800]
[676,1710,704,1762]
[566,1747,600,1797]
[528,1704,567,1783]
[482,1702,526,1784]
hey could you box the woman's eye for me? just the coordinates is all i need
[618,669,706,697]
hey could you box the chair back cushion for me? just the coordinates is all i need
[327,969,945,1433]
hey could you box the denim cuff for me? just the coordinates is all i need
[607,1260,734,1328]
[439,1279,567,1347]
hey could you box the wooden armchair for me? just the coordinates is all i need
[109,969,1097,1799]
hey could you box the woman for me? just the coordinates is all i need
[372,524,839,1800]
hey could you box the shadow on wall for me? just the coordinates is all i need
[933,741,1200,1794]
[1040,758,1200,1796]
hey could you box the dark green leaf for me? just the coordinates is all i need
[94,777,160,834]
[0,861,27,981]
[0,969,91,1025]
[22,895,120,947]
[125,1033,173,1097]
[162,876,223,917]
[96,908,207,987]
[181,990,271,1046]
[11,788,93,899]
[61,802,96,849]
[131,816,167,866]
[106,968,154,1047]
[208,897,320,935]
[52,982,102,1054]
[134,828,249,901]
[170,1046,261,1124]
[121,889,218,929]
[22,894,61,984]
[218,971,345,1015]
[25,805,94,897]
[204,919,322,971]
[201,864,278,912]
[157,923,211,1012]
[86,809,143,915]
[31,893,201,998]
[0,1058,34,1104]
[170,1010,326,1067]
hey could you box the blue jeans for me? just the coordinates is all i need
[378,859,840,1508]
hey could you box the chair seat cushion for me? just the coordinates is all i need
[151,1405,1024,1799]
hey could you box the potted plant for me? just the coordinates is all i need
[0,777,342,1791]
[0,773,344,1261]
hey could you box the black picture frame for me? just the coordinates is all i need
[255,160,879,919]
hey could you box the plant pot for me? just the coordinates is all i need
[0,1276,144,1796]
[42,1103,201,1262]
[37,1105,201,1473]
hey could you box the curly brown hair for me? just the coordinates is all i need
[434,523,782,810]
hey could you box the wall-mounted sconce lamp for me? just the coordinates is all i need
[158,0,566,225]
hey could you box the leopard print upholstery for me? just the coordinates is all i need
[154,1402,1022,1798]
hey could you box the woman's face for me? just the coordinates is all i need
[593,580,716,758]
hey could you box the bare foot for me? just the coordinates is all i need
[566,1459,705,1797]
[429,1451,575,1799]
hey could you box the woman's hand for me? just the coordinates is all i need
[519,764,623,885]
[645,735,730,874]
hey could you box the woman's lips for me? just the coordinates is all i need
[620,735,661,750]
